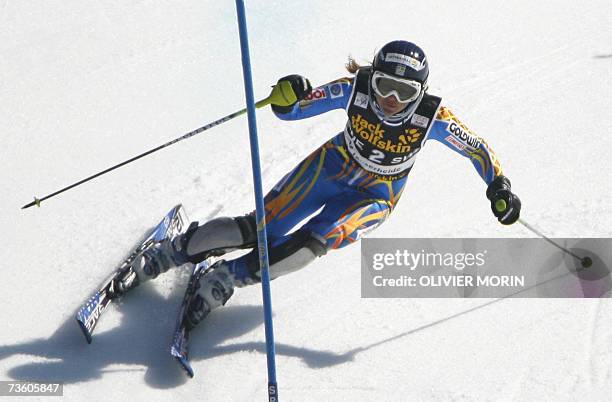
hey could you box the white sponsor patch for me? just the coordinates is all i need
[445,135,466,151]
[385,52,426,71]
[410,114,430,128]
[355,92,369,108]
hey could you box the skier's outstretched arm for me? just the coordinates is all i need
[426,106,503,184]
[426,106,521,224]
[270,75,353,120]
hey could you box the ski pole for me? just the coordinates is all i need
[21,82,298,210]
[494,200,592,268]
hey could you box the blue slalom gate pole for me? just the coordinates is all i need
[234,1,279,401]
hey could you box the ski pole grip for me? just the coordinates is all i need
[267,81,298,107]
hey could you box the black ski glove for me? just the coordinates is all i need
[271,74,312,114]
[486,175,521,225]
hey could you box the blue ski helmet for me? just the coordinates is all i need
[372,40,429,85]
[370,40,429,121]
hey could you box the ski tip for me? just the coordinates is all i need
[171,346,194,378]
[185,365,194,378]
[76,317,93,344]
[176,356,194,378]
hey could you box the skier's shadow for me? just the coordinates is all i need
[6,240,606,389]
[0,279,353,389]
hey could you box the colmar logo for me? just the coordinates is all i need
[446,122,481,149]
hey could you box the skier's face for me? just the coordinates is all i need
[374,93,409,116]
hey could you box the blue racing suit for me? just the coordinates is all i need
[227,70,503,281]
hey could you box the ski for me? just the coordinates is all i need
[170,259,212,378]
[76,204,189,343]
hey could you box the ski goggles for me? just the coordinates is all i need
[371,71,422,103]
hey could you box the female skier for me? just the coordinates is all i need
[119,40,521,329]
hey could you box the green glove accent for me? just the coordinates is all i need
[495,199,507,213]
[267,81,298,107]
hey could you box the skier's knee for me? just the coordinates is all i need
[248,230,327,280]
[180,214,257,263]
[235,213,257,245]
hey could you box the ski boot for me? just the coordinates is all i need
[109,233,190,299]
[183,260,238,330]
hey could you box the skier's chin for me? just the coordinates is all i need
[376,94,408,116]
[382,103,407,116]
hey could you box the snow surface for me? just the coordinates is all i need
[2,1,612,401]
